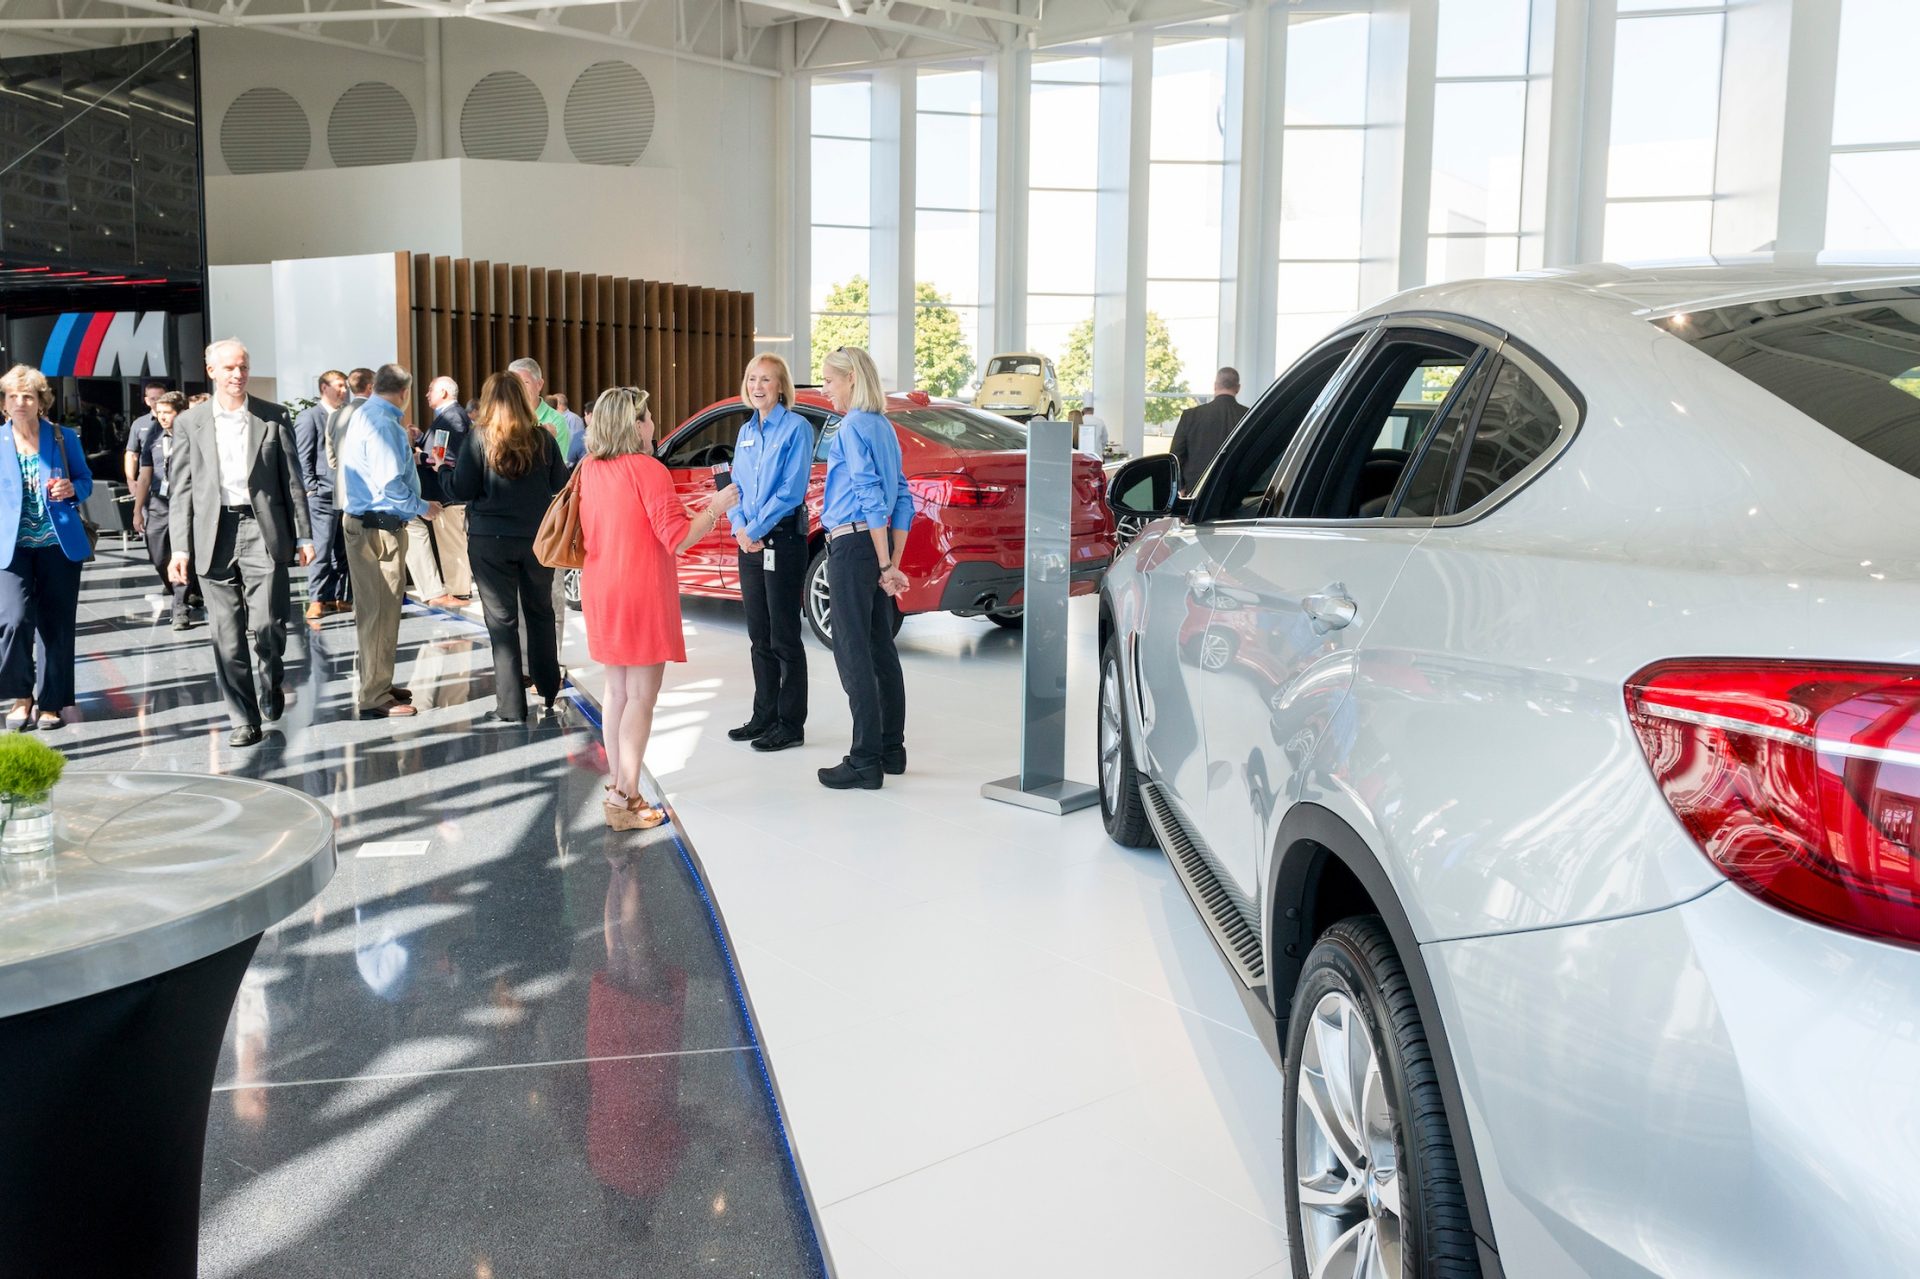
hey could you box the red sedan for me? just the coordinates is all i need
[565,390,1117,646]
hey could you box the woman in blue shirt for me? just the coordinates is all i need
[726,354,814,754]
[816,346,914,790]
[0,365,94,730]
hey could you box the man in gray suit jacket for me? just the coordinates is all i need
[1170,367,1249,491]
[168,338,315,747]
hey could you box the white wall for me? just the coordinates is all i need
[199,27,778,309]
[207,263,279,393]
[271,254,403,412]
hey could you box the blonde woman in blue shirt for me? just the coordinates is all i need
[726,353,813,754]
[816,346,914,790]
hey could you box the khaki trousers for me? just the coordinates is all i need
[436,504,472,596]
[404,515,447,600]
[344,515,408,708]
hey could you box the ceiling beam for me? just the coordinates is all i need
[892,0,1032,28]
[748,0,994,49]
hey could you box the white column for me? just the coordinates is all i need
[423,19,443,161]
[1223,0,1285,393]
[869,67,916,391]
[984,45,1030,361]
[1711,0,1797,257]
[1357,0,1423,303]
[1771,0,1843,257]
[1094,33,1151,457]
[784,60,814,378]
[1572,0,1617,264]
[1395,0,1439,291]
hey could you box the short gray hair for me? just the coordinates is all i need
[507,358,543,385]
[429,375,458,400]
[373,363,413,395]
[204,338,248,365]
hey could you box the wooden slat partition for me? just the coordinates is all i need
[399,252,754,434]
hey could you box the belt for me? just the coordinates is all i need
[826,521,871,541]
[221,504,254,518]
[348,511,407,532]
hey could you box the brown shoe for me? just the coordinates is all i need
[326,600,352,614]
[304,602,326,621]
[427,594,465,609]
[360,700,418,718]
[390,686,413,703]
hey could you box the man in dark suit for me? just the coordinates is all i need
[1170,367,1249,491]
[295,369,351,620]
[167,338,315,747]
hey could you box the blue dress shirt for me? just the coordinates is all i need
[821,409,913,533]
[339,396,430,520]
[729,402,814,542]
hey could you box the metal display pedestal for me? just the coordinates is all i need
[983,417,1099,817]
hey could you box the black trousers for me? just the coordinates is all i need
[469,534,560,721]
[737,514,808,732]
[306,491,349,603]
[142,498,193,616]
[201,508,291,729]
[827,534,905,769]
[0,542,82,711]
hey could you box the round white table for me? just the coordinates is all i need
[0,771,336,1279]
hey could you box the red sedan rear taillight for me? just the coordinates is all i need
[1626,659,1920,947]
[908,472,1009,509]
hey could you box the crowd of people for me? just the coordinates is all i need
[0,336,918,826]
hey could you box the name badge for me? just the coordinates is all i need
[763,547,776,572]
[738,436,756,447]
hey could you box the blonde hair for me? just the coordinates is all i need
[0,365,53,414]
[821,346,886,414]
[587,386,651,459]
[740,353,796,411]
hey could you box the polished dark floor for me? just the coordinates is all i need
[60,548,827,1279]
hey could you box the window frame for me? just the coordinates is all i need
[659,403,752,469]
[1255,312,1585,529]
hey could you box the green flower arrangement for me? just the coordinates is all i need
[0,736,65,833]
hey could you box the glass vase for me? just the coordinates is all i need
[0,796,54,860]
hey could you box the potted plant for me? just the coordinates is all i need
[0,736,65,859]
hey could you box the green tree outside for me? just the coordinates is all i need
[1053,312,1191,425]
[808,277,977,397]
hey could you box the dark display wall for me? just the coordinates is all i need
[0,35,203,288]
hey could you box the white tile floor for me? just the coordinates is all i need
[568,596,1294,1279]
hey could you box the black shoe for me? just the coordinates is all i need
[228,724,263,748]
[752,726,804,752]
[262,688,286,723]
[479,710,525,726]
[729,719,774,742]
[818,758,882,790]
[882,747,907,776]
[171,612,192,632]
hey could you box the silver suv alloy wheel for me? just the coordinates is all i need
[1296,990,1402,1278]
[1099,660,1124,812]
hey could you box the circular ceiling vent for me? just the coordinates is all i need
[460,70,547,163]
[564,60,655,166]
[220,87,309,175]
[329,81,417,168]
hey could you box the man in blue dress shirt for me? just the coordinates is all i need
[339,363,441,719]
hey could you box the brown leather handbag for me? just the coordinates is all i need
[534,469,586,569]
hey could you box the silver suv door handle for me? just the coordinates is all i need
[1302,588,1357,634]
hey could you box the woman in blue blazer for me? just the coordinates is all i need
[0,365,94,730]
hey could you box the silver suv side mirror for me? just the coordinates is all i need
[1108,453,1181,519]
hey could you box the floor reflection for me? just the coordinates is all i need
[61,550,826,1279]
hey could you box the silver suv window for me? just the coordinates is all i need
[1665,293,1920,480]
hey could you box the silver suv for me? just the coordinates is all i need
[1098,266,1920,1278]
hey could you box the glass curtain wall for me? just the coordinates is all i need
[1275,12,1371,371]
[1145,26,1230,431]
[1602,0,1727,261]
[810,76,873,381]
[914,64,986,395]
[1827,0,1920,253]
[1428,0,1534,281]
[1026,52,1102,405]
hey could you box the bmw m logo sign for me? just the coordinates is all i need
[37,311,169,378]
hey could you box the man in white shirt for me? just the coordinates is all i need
[167,338,315,747]
[1078,400,1110,459]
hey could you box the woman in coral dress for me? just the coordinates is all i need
[577,386,737,829]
